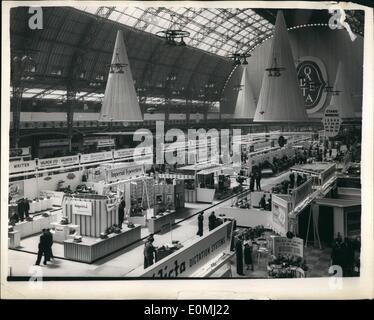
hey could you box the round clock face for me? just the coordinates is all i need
[296,56,328,114]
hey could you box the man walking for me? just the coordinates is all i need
[35,229,49,265]
[255,170,262,191]
[24,198,30,219]
[45,228,54,261]
[144,238,156,269]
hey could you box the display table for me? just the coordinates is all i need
[8,230,21,248]
[128,215,147,227]
[50,222,80,243]
[13,212,58,238]
[64,225,141,263]
[148,210,176,234]
[196,187,215,203]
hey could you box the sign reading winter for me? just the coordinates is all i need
[296,56,328,114]
[323,104,342,137]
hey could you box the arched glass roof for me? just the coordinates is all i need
[75,6,274,57]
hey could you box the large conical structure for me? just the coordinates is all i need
[254,11,308,122]
[329,61,356,118]
[99,30,143,121]
[233,66,257,119]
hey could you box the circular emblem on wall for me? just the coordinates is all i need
[296,56,328,114]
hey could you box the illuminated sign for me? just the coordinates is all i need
[296,56,328,114]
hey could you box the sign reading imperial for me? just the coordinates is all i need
[296,56,328,114]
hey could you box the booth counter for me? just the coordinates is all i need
[148,210,176,234]
[13,212,58,238]
[196,187,216,203]
[64,224,141,263]
[216,207,271,228]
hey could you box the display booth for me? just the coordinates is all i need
[290,162,336,188]
[128,220,234,278]
[13,212,59,238]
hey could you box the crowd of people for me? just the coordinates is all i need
[331,233,360,277]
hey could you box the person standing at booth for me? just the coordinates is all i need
[208,211,217,231]
[255,170,262,191]
[244,242,254,271]
[17,198,25,222]
[235,236,244,276]
[24,198,30,219]
[144,238,156,269]
[197,212,204,237]
[118,198,126,228]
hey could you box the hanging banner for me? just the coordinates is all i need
[38,155,79,169]
[9,160,37,173]
[323,105,342,137]
[273,236,304,258]
[80,151,113,164]
[71,200,92,216]
[296,56,328,114]
[106,164,145,183]
[10,147,31,158]
[138,220,233,278]
[39,138,69,147]
[113,148,135,159]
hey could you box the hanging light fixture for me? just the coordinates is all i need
[156,14,191,47]
[265,57,286,77]
[228,41,251,66]
[109,52,127,74]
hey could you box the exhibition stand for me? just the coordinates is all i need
[64,224,141,263]
[129,220,234,278]
[148,210,176,233]
[13,212,58,238]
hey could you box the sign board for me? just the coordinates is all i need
[10,147,31,158]
[9,181,24,201]
[80,151,113,164]
[323,104,342,137]
[113,148,135,159]
[83,136,111,146]
[39,190,65,206]
[296,56,328,114]
[71,200,92,216]
[38,155,79,169]
[39,139,69,147]
[139,220,233,278]
[273,236,304,258]
[9,160,37,173]
[106,164,144,183]
[97,138,115,148]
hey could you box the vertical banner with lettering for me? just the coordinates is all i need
[323,104,342,137]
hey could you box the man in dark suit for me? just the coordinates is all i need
[118,198,126,227]
[45,228,54,261]
[208,211,217,231]
[144,238,156,269]
[197,212,204,237]
[35,229,49,265]
[24,198,30,219]
[17,199,25,222]
[235,236,244,276]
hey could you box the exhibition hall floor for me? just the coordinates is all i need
[8,171,292,278]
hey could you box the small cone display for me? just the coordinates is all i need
[233,66,257,119]
[329,61,356,119]
[99,30,143,121]
[254,11,308,122]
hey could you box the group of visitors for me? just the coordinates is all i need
[234,235,254,276]
[35,228,54,266]
[249,170,262,192]
[331,233,360,277]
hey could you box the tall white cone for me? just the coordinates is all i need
[233,66,257,119]
[329,61,356,118]
[99,30,143,121]
[254,11,308,122]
